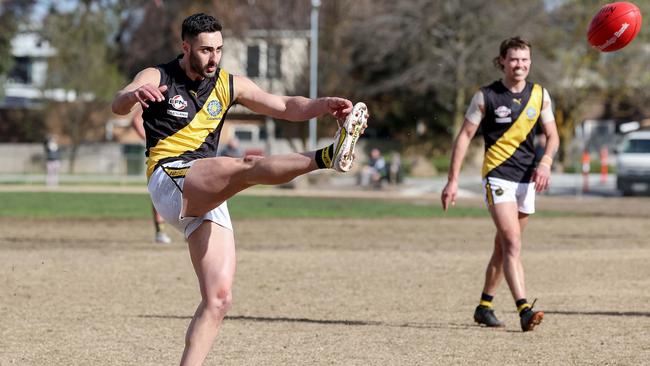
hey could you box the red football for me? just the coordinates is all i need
[587,2,642,52]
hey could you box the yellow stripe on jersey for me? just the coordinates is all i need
[146,70,231,178]
[482,84,543,178]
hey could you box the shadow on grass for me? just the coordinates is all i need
[138,314,476,330]
[544,310,650,318]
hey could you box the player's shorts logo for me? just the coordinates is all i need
[495,187,504,196]
[207,100,222,118]
[169,95,188,110]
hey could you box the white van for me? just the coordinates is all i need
[616,130,650,196]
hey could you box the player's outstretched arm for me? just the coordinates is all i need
[233,75,353,121]
[112,68,167,115]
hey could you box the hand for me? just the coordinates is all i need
[132,84,168,108]
[324,97,353,119]
[441,180,458,212]
[532,164,551,192]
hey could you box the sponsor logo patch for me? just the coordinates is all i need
[495,105,512,123]
[167,109,189,118]
[495,106,511,118]
[169,95,188,110]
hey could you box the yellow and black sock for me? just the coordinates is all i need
[315,144,334,169]
[516,298,531,316]
[478,292,494,308]
[155,221,165,233]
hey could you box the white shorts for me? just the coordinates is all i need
[147,160,233,238]
[482,176,536,214]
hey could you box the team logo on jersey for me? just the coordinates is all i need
[526,106,537,119]
[495,105,512,123]
[169,95,188,110]
[206,100,222,118]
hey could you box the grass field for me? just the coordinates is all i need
[0,191,577,219]
[0,191,491,219]
[2,190,649,365]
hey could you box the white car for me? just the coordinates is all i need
[616,130,650,196]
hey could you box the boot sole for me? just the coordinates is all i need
[334,102,369,172]
[474,317,505,328]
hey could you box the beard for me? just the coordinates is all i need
[189,52,217,78]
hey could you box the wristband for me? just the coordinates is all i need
[539,154,553,168]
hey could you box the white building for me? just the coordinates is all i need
[219,30,311,154]
[1,31,55,108]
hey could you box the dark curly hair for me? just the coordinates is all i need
[181,13,222,41]
[493,36,532,71]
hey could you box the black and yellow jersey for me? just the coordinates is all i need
[142,56,234,178]
[480,81,543,183]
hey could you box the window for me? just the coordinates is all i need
[8,57,32,84]
[235,130,253,141]
[246,45,260,77]
[267,43,282,78]
[624,139,650,153]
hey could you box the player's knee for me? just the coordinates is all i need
[501,241,521,258]
[499,233,521,256]
[205,289,233,319]
[235,155,262,174]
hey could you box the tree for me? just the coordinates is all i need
[41,0,125,173]
[323,0,547,154]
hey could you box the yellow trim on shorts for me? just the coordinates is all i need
[162,166,189,178]
[485,181,494,206]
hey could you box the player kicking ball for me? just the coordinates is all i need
[112,12,368,365]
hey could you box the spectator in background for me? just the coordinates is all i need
[218,136,244,158]
[44,134,61,187]
[132,107,173,245]
[388,151,403,185]
[359,147,387,188]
